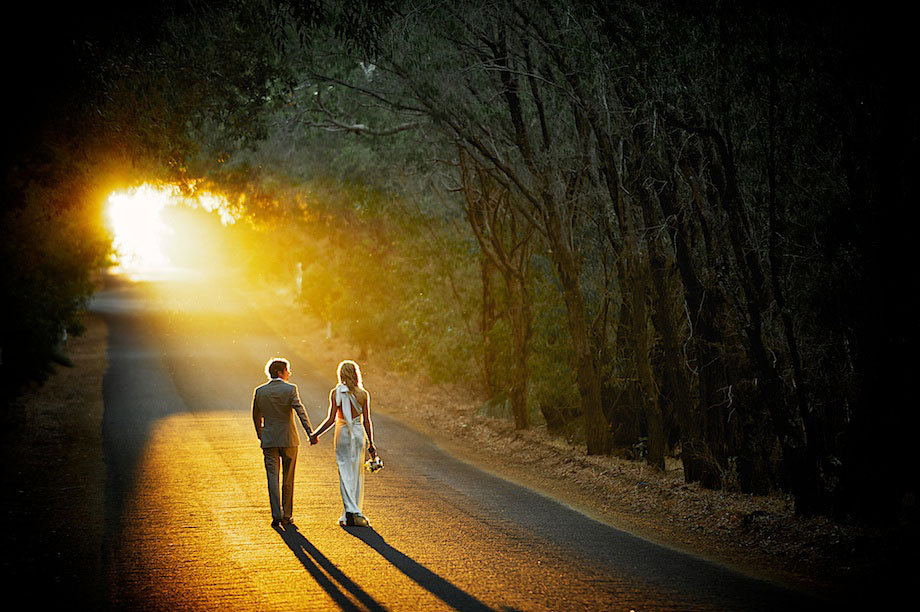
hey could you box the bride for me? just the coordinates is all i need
[312,360,378,527]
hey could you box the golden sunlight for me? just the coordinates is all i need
[107,184,174,277]
[105,183,237,280]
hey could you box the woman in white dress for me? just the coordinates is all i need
[312,360,377,527]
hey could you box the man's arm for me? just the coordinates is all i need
[251,390,262,441]
[290,385,314,441]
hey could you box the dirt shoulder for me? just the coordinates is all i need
[0,313,108,604]
[260,289,911,603]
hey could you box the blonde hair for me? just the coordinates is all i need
[336,360,364,393]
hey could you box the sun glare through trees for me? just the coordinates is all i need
[105,183,237,280]
[106,185,174,278]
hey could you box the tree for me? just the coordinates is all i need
[459,148,535,429]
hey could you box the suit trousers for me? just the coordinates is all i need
[263,446,298,520]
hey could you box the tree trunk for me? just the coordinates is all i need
[459,146,533,429]
[706,130,816,497]
[505,276,531,429]
[640,186,699,477]
[658,168,729,488]
[629,252,666,470]
[480,255,500,395]
[548,227,610,455]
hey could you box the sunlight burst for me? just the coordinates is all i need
[105,183,237,279]
[107,185,174,276]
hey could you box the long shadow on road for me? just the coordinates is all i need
[94,281,190,552]
[276,525,386,611]
[345,527,497,612]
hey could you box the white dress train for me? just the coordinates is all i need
[333,383,366,524]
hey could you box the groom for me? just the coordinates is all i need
[252,357,316,527]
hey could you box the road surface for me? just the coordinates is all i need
[90,276,819,610]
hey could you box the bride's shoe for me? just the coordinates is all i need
[344,512,371,527]
[353,514,370,527]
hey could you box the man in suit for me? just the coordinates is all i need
[252,357,316,527]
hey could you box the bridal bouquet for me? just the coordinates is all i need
[365,456,384,473]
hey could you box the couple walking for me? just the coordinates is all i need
[251,357,378,528]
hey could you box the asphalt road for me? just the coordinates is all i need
[90,276,821,611]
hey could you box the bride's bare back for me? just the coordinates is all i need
[336,387,368,420]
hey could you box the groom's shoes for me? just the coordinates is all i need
[281,517,296,527]
[271,518,282,528]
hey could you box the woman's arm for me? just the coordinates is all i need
[363,390,376,457]
[312,389,338,439]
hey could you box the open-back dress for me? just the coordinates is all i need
[333,383,367,524]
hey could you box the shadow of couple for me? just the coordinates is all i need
[276,524,497,611]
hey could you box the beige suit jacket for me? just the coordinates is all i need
[252,379,312,448]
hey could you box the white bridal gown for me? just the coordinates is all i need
[333,383,366,524]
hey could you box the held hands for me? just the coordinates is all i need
[308,431,318,445]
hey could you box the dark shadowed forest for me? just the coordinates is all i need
[3,0,918,529]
